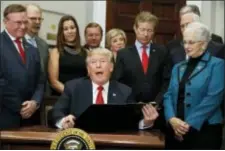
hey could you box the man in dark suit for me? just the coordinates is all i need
[0,4,45,130]
[167,12,224,66]
[112,11,171,105]
[179,4,223,44]
[25,4,49,95]
[52,48,158,129]
[82,22,103,51]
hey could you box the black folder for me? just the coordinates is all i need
[75,103,145,133]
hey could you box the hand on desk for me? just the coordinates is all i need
[142,104,159,127]
[20,100,38,119]
[61,114,76,129]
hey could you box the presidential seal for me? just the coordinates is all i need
[50,128,95,150]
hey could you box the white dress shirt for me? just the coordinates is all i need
[5,29,24,54]
[56,81,152,129]
[25,34,37,48]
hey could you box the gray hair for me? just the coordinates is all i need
[181,12,200,22]
[25,3,42,12]
[184,22,211,42]
[180,5,201,16]
[86,48,114,64]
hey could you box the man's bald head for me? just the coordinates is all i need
[26,4,43,36]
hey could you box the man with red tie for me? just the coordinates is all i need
[112,11,171,130]
[52,48,159,129]
[0,4,45,129]
[113,11,171,105]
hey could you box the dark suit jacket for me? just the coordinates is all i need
[112,44,171,105]
[35,36,50,95]
[52,77,134,125]
[0,31,45,129]
[211,33,223,44]
[167,39,224,66]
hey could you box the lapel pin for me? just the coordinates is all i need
[112,93,116,97]
[197,66,202,70]
[152,49,156,52]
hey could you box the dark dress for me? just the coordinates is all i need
[51,45,88,96]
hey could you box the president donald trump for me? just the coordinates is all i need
[52,48,158,130]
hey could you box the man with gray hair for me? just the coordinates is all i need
[179,4,223,44]
[167,11,224,66]
[25,4,49,94]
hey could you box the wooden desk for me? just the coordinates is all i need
[1,126,164,149]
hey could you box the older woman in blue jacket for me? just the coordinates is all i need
[164,22,224,149]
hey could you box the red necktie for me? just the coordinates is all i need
[96,86,104,104]
[142,45,149,74]
[14,39,25,63]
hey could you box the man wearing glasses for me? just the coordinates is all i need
[25,4,50,96]
[0,4,44,129]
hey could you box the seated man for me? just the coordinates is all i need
[51,48,158,129]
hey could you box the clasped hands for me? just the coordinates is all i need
[169,117,190,141]
[20,100,38,119]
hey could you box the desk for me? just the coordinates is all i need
[1,126,164,149]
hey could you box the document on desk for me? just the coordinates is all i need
[76,103,145,133]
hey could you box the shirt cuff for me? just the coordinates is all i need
[139,119,154,129]
[56,118,63,129]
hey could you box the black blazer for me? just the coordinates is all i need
[0,31,45,129]
[112,44,172,104]
[52,77,134,125]
[167,39,224,66]
[211,33,223,44]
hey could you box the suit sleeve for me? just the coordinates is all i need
[155,47,172,106]
[52,83,72,125]
[31,48,45,104]
[186,61,224,130]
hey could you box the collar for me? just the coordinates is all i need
[5,29,22,42]
[135,40,151,49]
[92,81,109,93]
[25,34,36,40]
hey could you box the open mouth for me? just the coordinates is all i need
[95,71,103,76]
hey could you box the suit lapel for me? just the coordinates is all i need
[35,37,44,69]
[146,43,159,76]
[3,31,26,69]
[188,53,210,81]
[22,38,31,69]
[177,52,211,82]
[130,45,146,77]
[177,62,187,82]
[107,81,120,104]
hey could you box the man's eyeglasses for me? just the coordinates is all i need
[28,17,44,22]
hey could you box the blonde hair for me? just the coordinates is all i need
[134,11,159,28]
[86,48,114,64]
[105,28,127,49]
